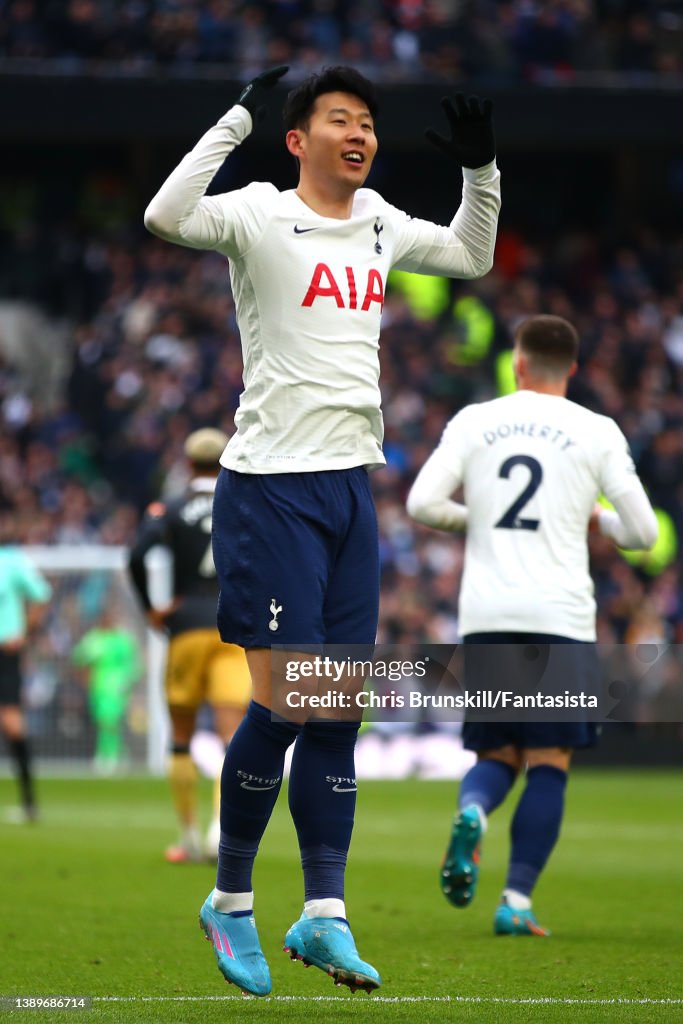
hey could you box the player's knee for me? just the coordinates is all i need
[213,704,246,744]
[525,747,572,772]
[0,706,24,739]
[479,745,522,774]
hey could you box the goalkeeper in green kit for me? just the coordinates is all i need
[73,610,141,774]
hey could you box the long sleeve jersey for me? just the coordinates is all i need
[407,390,658,640]
[145,105,501,473]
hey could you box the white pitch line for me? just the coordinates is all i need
[93,995,683,1005]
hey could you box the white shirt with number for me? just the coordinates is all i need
[428,390,646,640]
[144,105,501,473]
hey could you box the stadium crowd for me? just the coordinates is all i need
[1,0,682,85]
[1,209,681,682]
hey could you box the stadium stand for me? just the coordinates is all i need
[1,1,682,85]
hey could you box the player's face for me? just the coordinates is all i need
[290,91,378,192]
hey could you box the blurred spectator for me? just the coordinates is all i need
[0,0,681,84]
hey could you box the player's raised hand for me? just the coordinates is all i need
[425,94,495,169]
[236,65,289,123]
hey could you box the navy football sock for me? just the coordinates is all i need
[288,719,361,903]
[506,765,567,897]
[459,758,516,815]
[216,701,299,894]
[9,737,35,814]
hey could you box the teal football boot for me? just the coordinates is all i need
[440,804,482,907]
[494,898,550,937]
[199,895,272,995]
[284,915,381,993]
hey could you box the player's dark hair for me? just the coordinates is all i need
[283,66,378,131]
[515,315,579,377]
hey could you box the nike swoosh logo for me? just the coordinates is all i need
[293,225,318,234]
[332,784,357,793]
[240,781,278,791]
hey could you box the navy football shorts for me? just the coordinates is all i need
[212,467,379,648]
[462,631,601,751]
[0,649,23,706]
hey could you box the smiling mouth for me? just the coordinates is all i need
[342,152,365,165]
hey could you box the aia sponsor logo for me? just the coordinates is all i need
[302,263,384,311]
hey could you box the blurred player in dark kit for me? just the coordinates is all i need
[129,429,251,862]
[0,520,51,822]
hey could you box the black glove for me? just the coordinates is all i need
[236,65,289,122]
[425,94,495,169]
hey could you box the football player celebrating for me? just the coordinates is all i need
[145,64,500,994]
[408,315,658,936]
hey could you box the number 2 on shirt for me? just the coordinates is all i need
[494,455,543,531]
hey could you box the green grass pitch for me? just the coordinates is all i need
[1,770,682,1024]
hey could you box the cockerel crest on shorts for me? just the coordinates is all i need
[269,599,283,632]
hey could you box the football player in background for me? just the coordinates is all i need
[144,63,500,994]
[72,606,141,775]
[0,517,51,822]
[129,428,251,863]
[408,314,658,935]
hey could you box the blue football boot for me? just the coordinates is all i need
[494,897,550,937]
[199,895,272,995]
[440,804,483,907]
[284,915,381,993]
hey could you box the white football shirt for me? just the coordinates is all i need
[144,106,501,473]
[426,390,646,640]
